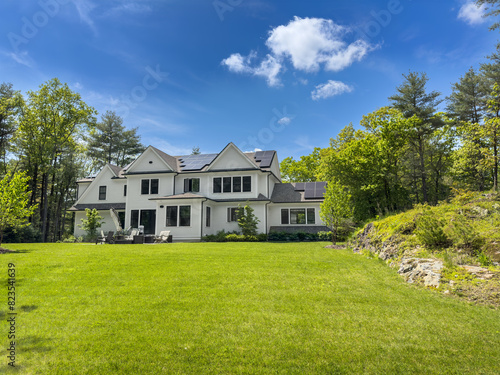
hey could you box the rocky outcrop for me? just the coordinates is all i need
[397,257,443,288]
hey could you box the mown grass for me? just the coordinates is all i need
[1,242,499,374]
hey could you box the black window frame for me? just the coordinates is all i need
[98,186,107,200]
[131,210,139,228]
[223,177,232,193]
[281,209,289,225]
[179,206,191,227]
[184,178,200,193]
[307,208,316,224]
[141,179,159,195]
[124,185,127,197]
[206,206,211,227]
[213,177,222,193]
[243,176,251,192]
[227,207,238,222]
[166,206,178,227]
[232,176,242,192]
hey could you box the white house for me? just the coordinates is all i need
[71,142,328,241]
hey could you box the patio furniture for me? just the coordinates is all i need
[154,231,171,244]
[96,231,114,244]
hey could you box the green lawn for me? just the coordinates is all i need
[1,242,499,374]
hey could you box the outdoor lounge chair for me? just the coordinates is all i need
[96,231,114,244]
[124,229,140,241]
[154,231,171,243]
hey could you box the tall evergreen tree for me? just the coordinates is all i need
[476,0,500,31]
[389,71,443,203]
[86,110,144,171]
[0,83,23,175]
[447,68,487,124]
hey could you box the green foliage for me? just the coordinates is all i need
[236,204,259,236]
[478,251,493,267]
[203,230,267,242]
[0,171,37,246]
[1,225,42,243]
[0,82,23,175]
[78,208,104,241]
[86,110,145,172]
[320,179,353,244]
[414,208,450,248]
[445,215,484,254]
[280,148,321,182]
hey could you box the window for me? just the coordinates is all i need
[281,209,289,225]
[281,208,316,225]
[99,186,106,200]
[118,212,125,228]
[130,209,156,234]
[184,178,200,193]
[141,179,159,195]
[307,208,316,224]
[166,206,178,227]
[223,177,231,193]
[179,206,191,226]
[131,210,139,228]
[166,205,191,227]
[232,177,241,192]
[213,176,252,193]
[206,207,211,227]
[243,176,251,192]
[124,185,127,197]
[213,178,222,193]
[290,209,306,224]
[227,207,239,222]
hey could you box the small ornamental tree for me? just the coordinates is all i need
[78,208,104,241]
[320,180,354,245]
[236,204,260,236]
[0,171,37,247]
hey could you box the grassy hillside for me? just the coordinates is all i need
[351,190,500,306]
[1,242,500,374]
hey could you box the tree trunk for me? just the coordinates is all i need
[418,137,428,203]
[494,128,498,191]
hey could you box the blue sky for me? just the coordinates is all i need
[0,0,498,161]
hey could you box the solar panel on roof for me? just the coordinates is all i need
[294,182,306,191]
[178,153,218,171]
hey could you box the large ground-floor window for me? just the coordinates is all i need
[166,205,191,227]
[281,208,316,225]
[130,209,156,234]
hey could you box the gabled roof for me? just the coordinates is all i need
[205,142,259,171]
[150,146,178,171]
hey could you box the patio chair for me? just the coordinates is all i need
[96,231,115,244]
[154,231,171,244]
[124,229,140,241]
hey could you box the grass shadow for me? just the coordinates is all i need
[17,335,53,354]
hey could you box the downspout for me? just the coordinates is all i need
[200,198,207,240]
[265,201,271,235]
[172,172,179,195]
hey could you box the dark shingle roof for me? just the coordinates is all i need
[151,146,179,171]
[69,203,126,211]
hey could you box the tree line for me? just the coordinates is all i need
[0,78,145,243]
[282,46,500,222]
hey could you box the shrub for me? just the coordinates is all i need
[414,209,450,248]
[477,252,493,267]
[2,225,42,243]
[257,233,268,242]
[445,215,484,255]
[268,231,288,241]
[317,231,333,241]
[225,234,245,242]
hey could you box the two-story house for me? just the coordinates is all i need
[70,142,328,241]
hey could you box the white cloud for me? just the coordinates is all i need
[458,1,486,25]
[102,3,152,18]
[266,16,373,73]
[221,52,283,87]
[5,51,35,68]
[311,80,353,101]
[222,16,374,87]
[278,116,292,126]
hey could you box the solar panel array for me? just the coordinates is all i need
[178,153,218,171]
[294,181,327,199]
[254,151,275,168]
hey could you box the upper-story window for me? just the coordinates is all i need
[141,179,159,195]
[124,185,127,197]
[99,186,106,200]
[184,178,200,193]
[213,176,251,193]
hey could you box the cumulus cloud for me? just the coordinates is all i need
[458,1,486,25]
[267,16,373,72]
[221,52,283,87]
[221,16,375,87]
[311,80,353,101]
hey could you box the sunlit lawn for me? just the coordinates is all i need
[1,242,499,374]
